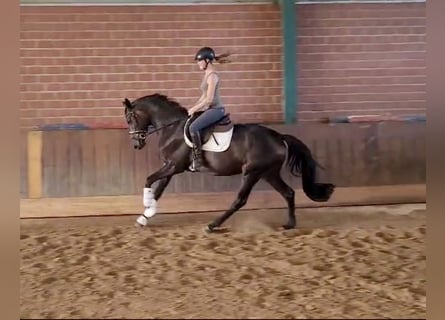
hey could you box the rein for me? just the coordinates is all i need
[128,118,184,139]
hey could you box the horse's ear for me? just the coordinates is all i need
[123,98,133,109]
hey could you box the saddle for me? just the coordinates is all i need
[185,112,233,145]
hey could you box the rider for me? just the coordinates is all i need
[187,46,231,172]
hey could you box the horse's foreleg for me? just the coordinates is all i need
[153,176,172,200]
[207,171,261,232]
[136,163,176,227]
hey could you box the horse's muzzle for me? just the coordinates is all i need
[129,131,147,150]
[132,138,146,150]
[134,143,145,150]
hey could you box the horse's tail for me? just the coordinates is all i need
[281,134,335,202]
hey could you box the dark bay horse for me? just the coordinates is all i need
[123,93,335,232]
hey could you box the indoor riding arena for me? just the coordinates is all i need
[20,0,426,319]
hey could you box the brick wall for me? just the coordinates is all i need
[20,2,426,129]
[20,4,283,129]
[297,3,426,122]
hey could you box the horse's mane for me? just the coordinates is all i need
[134,93,187,115]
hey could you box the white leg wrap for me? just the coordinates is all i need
[143,188,154,207]
[143,199,157,218]
[137,190,157,227]
[136,215,149,226]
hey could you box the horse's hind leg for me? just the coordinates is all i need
[207,171,261,232]
[264,170,296,229]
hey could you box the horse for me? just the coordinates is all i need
[123,93,335,232]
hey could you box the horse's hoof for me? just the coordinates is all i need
[204,225,214,233]
[282,224,296,230]
[135,215,149,228]
[135,222,145,229]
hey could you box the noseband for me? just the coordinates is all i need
[128,128,150,141]
[127,113,182,142]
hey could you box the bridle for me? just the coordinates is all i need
[127,110,184,142]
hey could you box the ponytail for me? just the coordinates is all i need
[215,52,232,64]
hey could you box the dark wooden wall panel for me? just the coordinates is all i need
[35,123,425,198]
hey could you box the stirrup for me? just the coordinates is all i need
[189,147,201,172]
[189,161,198,172]
[189,157,201,172]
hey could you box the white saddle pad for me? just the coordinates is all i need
[184,127,234,152]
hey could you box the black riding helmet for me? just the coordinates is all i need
[194,47,216,62]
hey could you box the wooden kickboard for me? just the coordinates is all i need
[20,184,426,219]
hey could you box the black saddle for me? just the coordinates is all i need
[185,112,233,145]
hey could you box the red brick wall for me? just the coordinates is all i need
[20,4,283,129]
[20,3,425,129]
[297,3,426,122]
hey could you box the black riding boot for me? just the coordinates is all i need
[189,131,203,172]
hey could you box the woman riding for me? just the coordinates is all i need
[187,46,231,172]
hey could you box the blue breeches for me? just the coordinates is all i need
[189,108,225,134]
